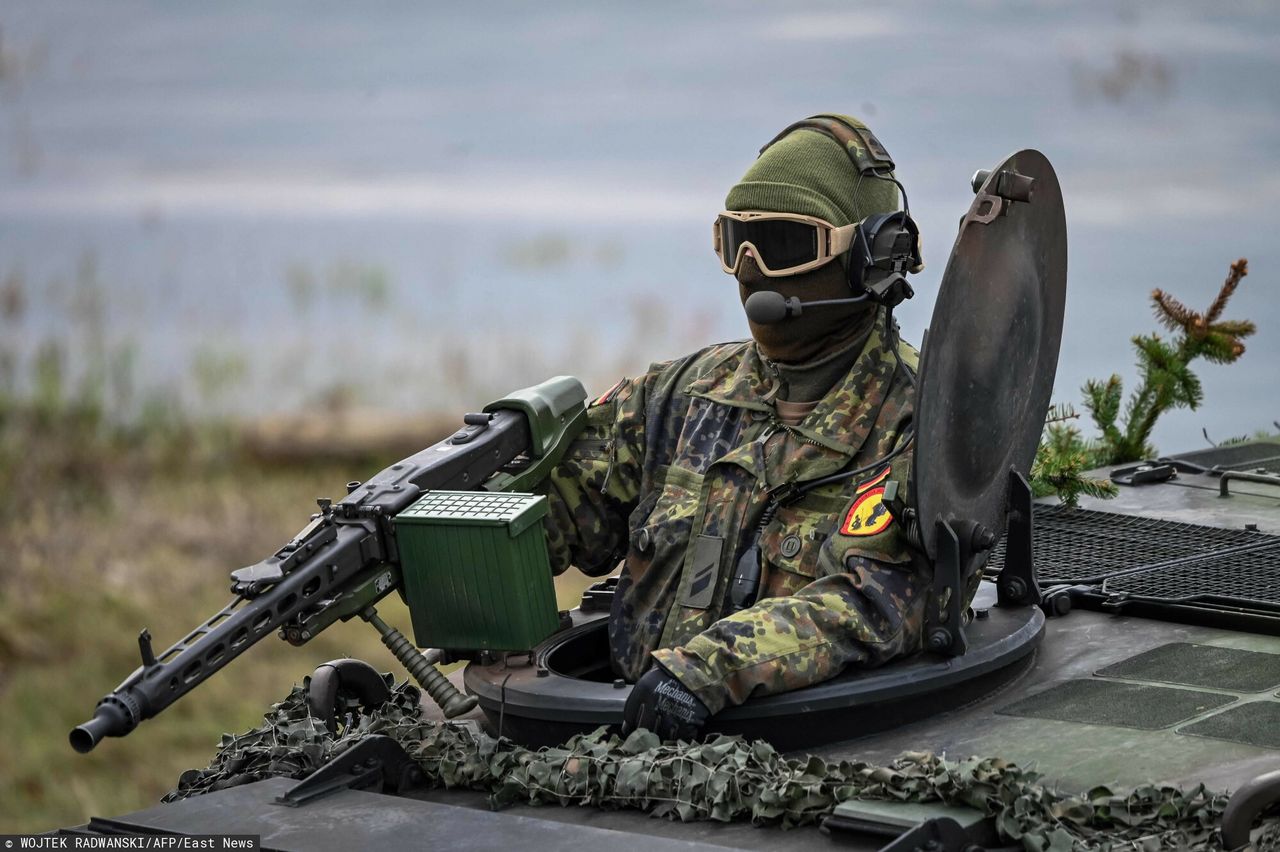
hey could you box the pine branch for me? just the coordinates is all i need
[1082,376,1123,454]
[1151,289,1199,333]
[1205,258,1248,323]
[1030,423,1118,507]
[1074,258,1255,467]
[1209,319,1256,338]
[1045,402,1079,425]
[1194,331,1246,365]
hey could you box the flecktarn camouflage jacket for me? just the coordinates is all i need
[540,309,928,714]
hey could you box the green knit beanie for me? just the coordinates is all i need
[724,114,899,227]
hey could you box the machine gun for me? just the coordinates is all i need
[70,377,588,753]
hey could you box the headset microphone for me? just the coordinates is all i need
[744,290,871,325]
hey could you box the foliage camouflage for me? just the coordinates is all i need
[1029,405,1119,509]
[1028,258,1255,504]
[1083,258,1255,466]
[540,308,928,714]
[167,680,1278,851]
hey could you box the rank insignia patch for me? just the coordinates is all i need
[841,485,892,537]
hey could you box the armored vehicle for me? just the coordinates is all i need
[64,152,1280,850]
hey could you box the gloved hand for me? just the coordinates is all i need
[621,665,710,741]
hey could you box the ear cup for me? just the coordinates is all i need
[845,224,873,293]
[845,211,922,298]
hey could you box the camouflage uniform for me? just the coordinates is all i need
[541,309,926,714]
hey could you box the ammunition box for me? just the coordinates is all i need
[393,491,559,651]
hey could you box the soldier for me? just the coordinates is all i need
[540,114,929,740]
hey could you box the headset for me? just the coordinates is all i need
[758,114,923,308]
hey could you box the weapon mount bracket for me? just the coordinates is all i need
[275,734,423,807]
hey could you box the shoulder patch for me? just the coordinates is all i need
[590,378,628,407]
[841,483,892,537]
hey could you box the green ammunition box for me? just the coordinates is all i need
[393,491,559,651]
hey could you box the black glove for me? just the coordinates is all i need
[621,665,711,741]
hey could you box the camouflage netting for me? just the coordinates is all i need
[167,681,1278,852]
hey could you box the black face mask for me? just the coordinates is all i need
[736,255,877,364]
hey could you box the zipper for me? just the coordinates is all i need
[777,421,825,449]
[758,355,825,450]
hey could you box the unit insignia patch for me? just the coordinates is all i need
[842,466,893,537]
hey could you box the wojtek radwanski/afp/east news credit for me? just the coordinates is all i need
[0,837,261,849]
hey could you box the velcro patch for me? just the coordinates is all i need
[840,486,892,537]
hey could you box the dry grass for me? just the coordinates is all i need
[0,424,599,833]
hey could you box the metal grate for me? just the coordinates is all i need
[1169,441,1280,475]
[1102,541,1280,608]
[986,505,1274,584]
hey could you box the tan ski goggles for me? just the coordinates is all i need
[713,211,857,277]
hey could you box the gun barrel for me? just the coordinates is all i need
[70,696,138,753]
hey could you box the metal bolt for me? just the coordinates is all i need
[974,608,990,620]
[613,678,627,689]
[536,666,549,678]
[927,629,952,652]
[1002,577,1027,601]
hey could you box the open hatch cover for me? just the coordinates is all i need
[912,149,1067,560]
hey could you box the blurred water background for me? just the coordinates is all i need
[1,1,1278,449]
